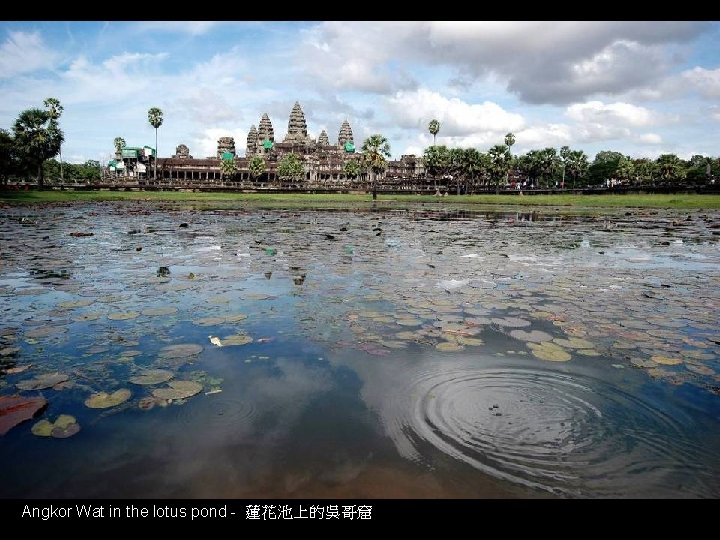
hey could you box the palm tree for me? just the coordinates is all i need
[44,98,63,182]
[147,107,163,180]
[488,144,509,194]
[423,145,450,189]
[504,133,515,152]
[361,134,391,200]
[428,119,440,146]
[113,137,126,158]
[503,133,516,186]
[13,108,63,188]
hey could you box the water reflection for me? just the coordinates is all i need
[0,203,719,498]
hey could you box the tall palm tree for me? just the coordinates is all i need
[503,133,516,186]
[44,98,64,182]
[13,108,63,188]
[488,144,509,194]
[113,137,126,158]
[147,107,163,180]
[361,134,391,200]
[428,119,440,146]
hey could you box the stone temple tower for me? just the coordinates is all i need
[317,130,330,146]
[217,137,236,158]
[338,120,354,147]
[246,125,258,156]
[284,101,310,143]
[257,113,275,144]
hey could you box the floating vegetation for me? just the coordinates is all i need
[2,202,720,497]
[129,369,173,386]
[107,311,140,321]
[152,380,203,401]
[16,373,69,391]
[651,355,683,366]
[528,342,572,362]
[31,414,80,438]
[510,330,553,343]
[221,334,253,346]
[158,344,203,359]
[141,307,178,316]
[85,389,132,409]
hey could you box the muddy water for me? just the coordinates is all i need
[0,202,719,498]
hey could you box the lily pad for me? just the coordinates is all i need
[32,414,80,438]
[141,307,178,316]
[0,395,47,436]
[552,337,595,349]
[159,344,203,358]
[575,348,601,357]
[85,389,132,409]
[222,334,253,346]
[58,299,94,309]
[436,341,464,352]
[492,317,532,328]
[455,336,484,346]
[129,369,173,386]
[528,342,572,362]
[108,311,140,321]
[651,355,683,366]
[510,329,553,343]
[16,372,69,391]
[152,380,203,401]
[224,313,248,323]
[193,317,226,327]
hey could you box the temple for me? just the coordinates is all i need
[111,101,425,185]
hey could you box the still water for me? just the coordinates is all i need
[1,202,719,498]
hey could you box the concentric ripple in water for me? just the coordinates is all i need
[399,367,719,497]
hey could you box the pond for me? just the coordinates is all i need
[1,202,719,498]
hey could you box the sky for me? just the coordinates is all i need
[0,21,719,164]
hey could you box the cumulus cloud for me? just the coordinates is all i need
[682,67,720,98]
[0,31,58,79]
[566,100,658,127]
[386,89,524,138]
[299,21,710,104]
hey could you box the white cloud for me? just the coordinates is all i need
[638,133,662,145]
[299,21,710,104]
[515,124,573,150]
[682,67,720,98]
[386,89,524,139]
[0,31,58,78]
[136,22,220,36]
[566,101,656,127]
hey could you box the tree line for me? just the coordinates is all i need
[420,120,719,192]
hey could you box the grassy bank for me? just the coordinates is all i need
[1,189,719,209]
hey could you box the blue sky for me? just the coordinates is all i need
[1,21,719,164]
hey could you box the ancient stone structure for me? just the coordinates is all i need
[257,114,275,144]
[283,102,310,144]
[216,137,236,158]
[173,144,192,159]
[338,120,354,147]
[129,100,425,186]
[246,126,258,156]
